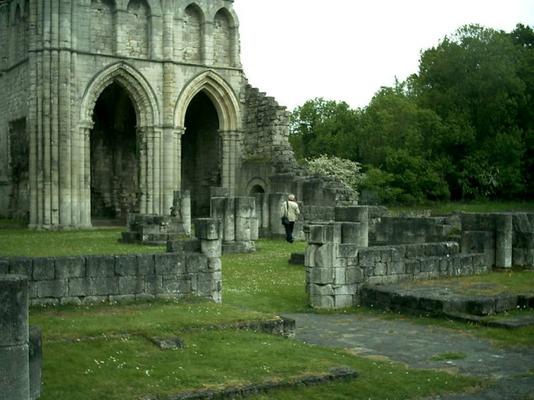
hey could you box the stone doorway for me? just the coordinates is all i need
[90,82,139,224]
[182,91,221,217]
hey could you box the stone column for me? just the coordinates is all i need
[202,21,214,65]
[335,206,369,247]
[220,131,241,196]
[79,123,92,228]
[268,193,288,236]
[235,197,255,241]
[495,214,513,268]
[195,218,222,303]
[0,275,30,400]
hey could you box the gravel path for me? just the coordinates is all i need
[284,313,534,399]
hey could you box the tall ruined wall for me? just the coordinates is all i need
[240,84,300,194]
[0,0,30,219]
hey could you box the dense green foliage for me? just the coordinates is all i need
[290,24,533,204]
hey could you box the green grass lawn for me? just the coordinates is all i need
[26,238,491,400]
[389,200,534,215]
[0,228,164,256]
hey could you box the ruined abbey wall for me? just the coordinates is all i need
[0,0,303,230]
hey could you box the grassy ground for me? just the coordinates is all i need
[28,238,490,400]
[389,200,534,215]
[0,227,164,256]
[403,269,534,296]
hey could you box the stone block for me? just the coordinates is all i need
[201,239,222,258]
[311,295,335,309]
[86,256,115,277]
[55,257,85,279]
[311,267,333,284]
[306,224,328,245]
[195,218,221,240]
[144,275,163,295]
[68,277,119,297]
[118,276,143,295]
[374,262,387,276]
[0,259,9,274]
[32,258,55,281]
[115,255,137,276]
[334,294,354,308]
[335,206,369,223]
[34,279,67,298]
[495,295,517,313]
[341,222,368,246]
[0,275,28,347]
[155,253,181,275]
[358,248,381,267]
[310,284,334,296]
[9,257,32,278]
[388,261,404,275]
[59,297,82,306]
[186,253,208,273]
[29,326,42,400]
[465,297,495,316]
[333,284,358,296]
[0,344,30,400]
[305,245,318,267]
[207,258,221,271]
[137,254,155,275]
[461,213,496,231]
[108,295,136,304]
[346,267,363,284]
[314,243,334,268]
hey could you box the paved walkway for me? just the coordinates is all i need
[283,313,534,399]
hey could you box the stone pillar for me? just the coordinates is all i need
[220,131,240,196]
[235,197,255,241]
[202,21,214,65]
[495,214,513,268]
[0,275,30,400]
[173,190,191,236]
[268,193,288,237]
[195,218,222,303]
[335,206,369,247]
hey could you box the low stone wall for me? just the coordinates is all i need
[0,219,223,306]
[461,212,534,268]
[369,216,458,246]
[305,206,488,309]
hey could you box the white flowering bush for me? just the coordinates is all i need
[304,155,365,201]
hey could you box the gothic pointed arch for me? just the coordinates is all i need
[174,70,240,132]
[80,62,160,128]
[182,2,204,63]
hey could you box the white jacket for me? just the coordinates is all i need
[281,200,300,222]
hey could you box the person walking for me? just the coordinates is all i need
[281,194,300,243]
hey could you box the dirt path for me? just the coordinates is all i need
[283,313,534,399]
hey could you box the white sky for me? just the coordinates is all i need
[233,0,534,110]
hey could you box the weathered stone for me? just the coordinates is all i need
[32,258,55,281]
[86,256,115,277]
[55,257,85,279]
[114,255,137,277]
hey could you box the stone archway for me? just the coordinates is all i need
[182,91,221,217]
[90,82,138,223]
[174,71,242,203]
[78,62,160,226]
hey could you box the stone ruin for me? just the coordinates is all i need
[0,0,352,233]
[303,207,534,309]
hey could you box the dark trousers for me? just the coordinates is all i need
[284,221,295,243]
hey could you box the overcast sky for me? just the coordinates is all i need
[233,0,534,111]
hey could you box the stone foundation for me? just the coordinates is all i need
[1,219,223,306]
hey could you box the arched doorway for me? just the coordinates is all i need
[90,82,139,223]
[182,91,221,217]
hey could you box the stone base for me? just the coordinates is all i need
[222,241,256,254]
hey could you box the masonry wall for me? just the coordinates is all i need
[0,249,222,306]
[305,208,490,309]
